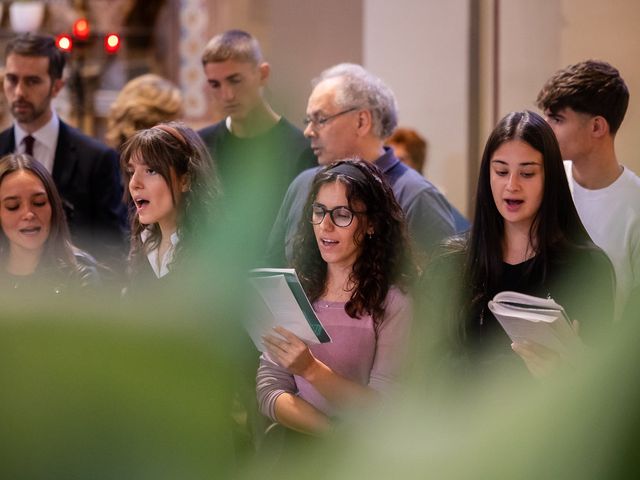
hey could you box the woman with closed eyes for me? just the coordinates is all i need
[256,159,418,435]
[0,153,99,301]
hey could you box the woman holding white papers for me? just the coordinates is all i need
[422,111,614,377]
[257,160,418,435]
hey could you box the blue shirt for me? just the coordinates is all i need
[264,147,460,266]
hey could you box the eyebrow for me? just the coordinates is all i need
[5,74,42,81]
[491,159,542,167]
[306,109,327,118]
[2,191,47,200]
[312,201,350,209]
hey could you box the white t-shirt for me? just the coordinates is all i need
[565,160,640,321]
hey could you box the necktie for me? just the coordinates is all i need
[23,135,35,156]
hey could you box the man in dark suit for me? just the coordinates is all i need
[1,33,126,266]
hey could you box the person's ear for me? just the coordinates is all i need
[355,109,373,136]
[258,62,270,85]
[592,116,610,138]
[50,78,65,98]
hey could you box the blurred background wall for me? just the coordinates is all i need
[1,0,639,217]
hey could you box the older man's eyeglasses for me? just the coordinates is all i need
[310,203,365,227]
[303,107,358,130]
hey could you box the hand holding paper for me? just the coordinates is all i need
[489,292,585,376]
[488,291,580,355]
[511,319,583,377]
[246,268,331,352]
[262,326,318,377]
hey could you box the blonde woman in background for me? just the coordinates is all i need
[106,74,183,149]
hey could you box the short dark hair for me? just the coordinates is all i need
[536,60,629,134]
[5,33,67,80]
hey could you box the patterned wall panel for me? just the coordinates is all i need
[179,0,209,118]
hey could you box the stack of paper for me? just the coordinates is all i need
[488,291,577,354]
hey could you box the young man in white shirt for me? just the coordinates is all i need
[537,60,640,322]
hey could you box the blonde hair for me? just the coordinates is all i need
[106,74,183,149]
[201,29,263,66]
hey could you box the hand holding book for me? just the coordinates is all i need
[262,325,319,377]
[488,291,584,377]
[246,268,331,352]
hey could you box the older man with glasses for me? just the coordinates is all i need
[264,63,460,267]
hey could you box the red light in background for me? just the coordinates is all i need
[56,34,73,52]
[104,33,120,54]
[73,18,90,40]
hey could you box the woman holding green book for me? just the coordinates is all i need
[257,159,418,435]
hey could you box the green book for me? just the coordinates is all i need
[247,268,331,351]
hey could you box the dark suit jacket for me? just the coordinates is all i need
[0,121,127,265]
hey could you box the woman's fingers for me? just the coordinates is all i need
[512,341,561,378]
[262,333,290,351]
[262,327,316,376]
[273,326,304,345]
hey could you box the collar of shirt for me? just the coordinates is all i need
[374,146,409,185]
[374,146,404,174]
[141,228,180,279]
[14,112,60,173]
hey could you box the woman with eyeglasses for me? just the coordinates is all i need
[257,159,418,435]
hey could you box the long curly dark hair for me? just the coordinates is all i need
[292,159,418,324]
[120,122,221,278]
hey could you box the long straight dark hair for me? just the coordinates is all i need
[465,110,594,314]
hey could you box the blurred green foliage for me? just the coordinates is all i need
[0,305,236,479]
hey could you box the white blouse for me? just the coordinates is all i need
[141,229,179,278]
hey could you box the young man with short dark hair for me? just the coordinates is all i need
[537,60,640,321]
